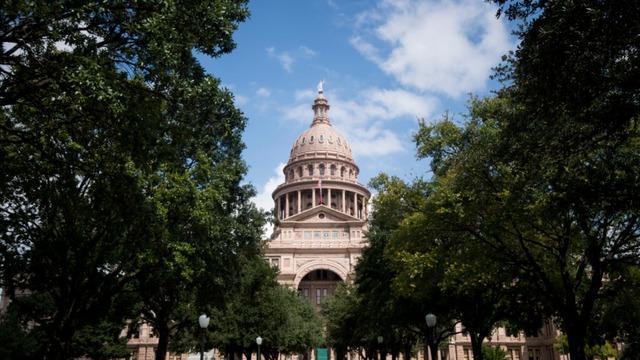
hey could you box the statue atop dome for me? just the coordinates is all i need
[317,80,324,94]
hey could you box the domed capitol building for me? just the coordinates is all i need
[265,83,370,301]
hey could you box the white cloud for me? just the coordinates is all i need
[266,46,317,73]
[253,163,286,238]
[299,46,317,57]
[281,87,437,158]
[256,87,271,98]
[294,89,315,101]
[253,163,285,213]
[352,0,512,97]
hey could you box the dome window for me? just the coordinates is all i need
[319,135,324,143]
[337,138,341,145]
[310,136,314,143]
[319,164,325,176]
[330,164,336,176]
[297,166,303,177]
[308,164,314,176]
[301,137,305,144]
[340,166,346,177]
[328,136,333,144]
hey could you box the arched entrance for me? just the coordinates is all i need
[297,268,344,309]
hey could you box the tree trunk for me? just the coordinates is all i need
[567,326,587,360]
[469,334,483,360]
[155,325,170,360]
[404,345,412,360]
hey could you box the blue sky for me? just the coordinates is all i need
[198,0,517,212]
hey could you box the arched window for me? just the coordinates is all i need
[341,166,346,178]
[319,164,325,176]
[310,136,314,143]
[301,137,306,144]
[298,166,303,177]
[319,135,324,143]
[337,138,341,145]
[330,164,336,176]
[349,169,354,178]
[308,164,314,176]
[289,170,294,180]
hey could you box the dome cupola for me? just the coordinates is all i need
[288,82,354,165]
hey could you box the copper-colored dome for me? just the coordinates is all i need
[289,123,353,164]
[287,89,353,164]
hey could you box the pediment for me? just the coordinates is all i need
[283,205,360,224]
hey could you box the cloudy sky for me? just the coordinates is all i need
[199,0,517,213]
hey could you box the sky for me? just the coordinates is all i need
[198,0,518,213]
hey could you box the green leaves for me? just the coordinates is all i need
[1,1,258,359]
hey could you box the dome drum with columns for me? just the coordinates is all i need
[266,84,369,304]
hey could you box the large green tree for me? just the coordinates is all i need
[212,258,322,360]
[409,1,640,359]
[0,1,256,359]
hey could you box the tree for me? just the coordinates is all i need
[411,2,640,357]
[384,164,542,360]
[212,258,322,360]
[482,346,507,360]
[415,82,638,360]
[0,1,254,359]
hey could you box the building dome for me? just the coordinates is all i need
[287,85,353,164]
[289,123,353,164]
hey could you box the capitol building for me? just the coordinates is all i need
[265,84,369,305]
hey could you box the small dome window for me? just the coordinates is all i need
[319,164,325,176]
[310,136,314,143]
[337,138,341,145]
[308,164,314,176]
[319,135,324,143]
[328,136,333,144]
[301,137,305,144]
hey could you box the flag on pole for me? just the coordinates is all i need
[317,179,324,205]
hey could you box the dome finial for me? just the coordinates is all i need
[311,81,330,126]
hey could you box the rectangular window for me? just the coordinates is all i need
[333,231,339,238]
[316,288,321,305]
[314,231,321,238]
[304,231,312,239]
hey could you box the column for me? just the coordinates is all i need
[342,190,346,213]
[276,197,281,219]
[285,193,289,218]
[328,188,332,208]
[297,190,301,213]
[312,188,316,207]
[353,192,357,217]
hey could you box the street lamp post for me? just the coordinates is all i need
[425,313,437,360]
[377,336,384,360]
[199,314,210,360]
[256,336,263,360]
